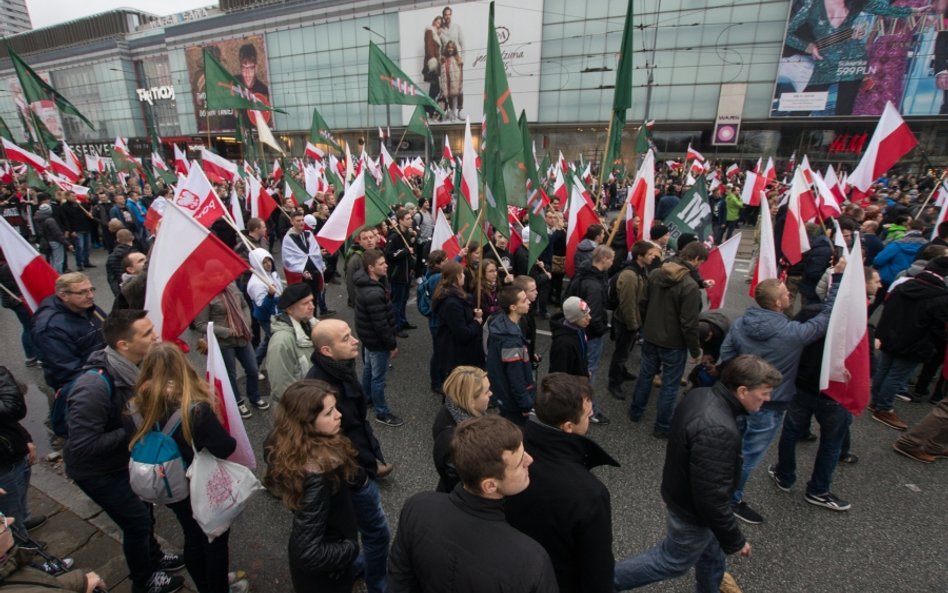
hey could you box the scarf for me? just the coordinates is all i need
[105,345,140,386]
[221,286,252,343]
[315,354,360,387]
[291,316,315,350]
[445,399,475,424]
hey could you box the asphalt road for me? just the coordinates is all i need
[4,242,946,593]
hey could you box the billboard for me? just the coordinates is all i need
[7,71,65,143]
[397,0,544,124]
[771,1,946,117]
[185,35,273,132]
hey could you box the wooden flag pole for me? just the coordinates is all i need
[0,283,22,305]
[392,127,410,159]
[606,200,628,247]
[485,236,512,278]
[915,169,947,217]
[463,207,486,251]
[475,242,484,311]
[595,114,616,211]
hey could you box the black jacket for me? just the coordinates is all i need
[289,473,360,592]
[661,383,747,555]
[565,265,609,338]
[385,229,414,285]
[307,354,385,482]
[548,314,588,377]
[31,295,105,390]
[353,267,397,352]
[0,367,30,470]
[506,418,619,593]
[876,271,948,361]
[799,235,833,303]
[60,201,95,234]
[430,404,478,493]
[62,350,136,480]
[432,289,484,373]
[388,486,558,593]
[107,243,135,296]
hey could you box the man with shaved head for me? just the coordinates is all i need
[307,319,392,593]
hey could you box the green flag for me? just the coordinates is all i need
[285,174,312,205]
[421,166,435,203]
[664,174,713,249]
[203,48,283,113]
[364,174,391,230]
[601,0,634,183]
[482,1,526,238]
[406,105,434,147]
[310,108,343,153]
[382,170,415,208]
[110,148,138,173]
[518,112,549,271]
[8,47,94,130]
[452,187,487,248]
[26,167,51,192]
[634,122,653,154]
[367,42,444,115]
[0,116,13,142]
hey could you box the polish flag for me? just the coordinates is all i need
[689,160,704,176]
[800,154,814,185]
[151,151,170,173]
[581,163,592,186]
[558,151,568,174]
[48,176,90,201]
[750,194,778,296]
[2,138,47,174]
[434,166,453,212]
[552,166,568,207]
[781,168,812,265]
[0,216,58,313]
[144,203,248,343]
[248,176,278,221]
[304,141,325,162]
[820,237,870,414]
[627,149,655,247]
[687,144,705,162]
[443,135,454,163]
[49,152,81,183]
[762,157,777,183]
[460,116,479,210]
[317,171,366,255]
[699,232,741,310]
[379,142,405,184]
[200,148,237,184]
[666,160,683,172]
[205,322,256,468]
[565,182,599,278]
[430,208,461,259]
[726,163,740,179]
[741,169,766,206]
[812,170,842,219]
[172,164,227,228]
[173,144,189,175]
[932,192,948,240]
[824,164,845,204]
[62,142,83,174]
[272,159,283,183]
[848,101,918,192]
[304,165,319,198]
[143,197,168,234]
[0,163,12,184]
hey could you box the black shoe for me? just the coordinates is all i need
[800,431,818,442]
[628,413,641,423]
[134,572,184,593]
[590,412,610,425]
[403,323,418,330]
[375,413,405,427]
[84,263,97,268]
[608,384,626,400]
[838,453,859,464]
[396,330,409,338]
[767,464,792,492]
[23,515,47,531]
[651,429,668,439]
[804,491,851,511]
[159,551,185,572]
[732,501,764,524]
[622,370,637,382]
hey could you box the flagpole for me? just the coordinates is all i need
[463,207,486,251]
[915,169,947,216]
[0,283,22,305]
[475,242,484,311]
[596,115,615,211]
[392,127,409,159]
[606,201,628,247]
[485,238,512,277]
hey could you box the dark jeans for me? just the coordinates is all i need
[870,351,919,412]
[390,282,409,330]
[629,342,688,433]
[428,325,440,391]
[0,457,32,541]
[254,317,273,366]
[774,390,852,496]
[913,343,946,397]
[73,231,92,268]
[11,305,38,360]
[168,498,230,593]
[220,342,261,405]
[74,470,162,587]
[608,320,637,387]
[350,479,390,593]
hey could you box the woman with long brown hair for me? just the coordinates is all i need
[129,342,245,593]
[432,261,484,383]
[264,380,360,593]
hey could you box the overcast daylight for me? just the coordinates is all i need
[25,0,215,29]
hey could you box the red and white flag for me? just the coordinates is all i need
[173,144,189,175]
[741,169,766,206]
[2,138,47,174]
[304,141,325,162]
[581,163,593,186]
[0,216,58,313]
[434,166,453,212]
[317,171,366,255]
[812,170,842,219]
[144,204,248,344]
[932,189,948,240]
[200,148,238,184]
[460,116,479,210]
[0,163,13,184]
[762,157,777,183]
[151,151,170,172]
[848,101,918,193]
[443,135,454,163]
[430,208,461,259]
[272,159,283,183]
[750,194,778,296]
[248,176,278,221]
[824,164,845,204]
[627,149,655,247]
[781,167,812,266]
[686,144,705,162]
[205,322,256,468]
[726,163,740,179]
[820,237,870,414]
[48,176,90,200]
[565,182,599,278]
[172,164,227,228]
[49,151,80,182]
[229,187,245,231]
[552,166,568,207]
[799,154,814,185]
[62,142,83,174]
[699,232,741,310]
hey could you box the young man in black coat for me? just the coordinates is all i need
[389,415,558,593]
[614,355,781,593]
[548,296,591,377]
[308,319,392,593]
[353,249,404,427]
[506,373,619,593]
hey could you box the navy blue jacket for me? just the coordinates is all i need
[485,313,534,415]
[31,295,105,390]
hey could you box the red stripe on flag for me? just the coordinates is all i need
[824,335,871,415]
[20,256,59,314]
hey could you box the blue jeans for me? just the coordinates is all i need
[0,457,32,541]
[614,508,725,593]
[587,335,605,386]
[390,282,409,330]
[774,390,851,496]
[870,351,919,412]
[220,342,261,405]
[254,317,273,366]
[12,305,37,360]
[362,347,391,416]
[49,241,66,273]
[350,479,390,593]
[629,342,688,433]
[733,408,785,503]
[74,470,162,587]
[73,231,91,268]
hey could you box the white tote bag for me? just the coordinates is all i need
[187,448,263,542]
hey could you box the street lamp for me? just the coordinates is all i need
[363,26,391,146]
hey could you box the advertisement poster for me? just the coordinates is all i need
[712,83,747,146]
[771,0,945,117]
[7,72,65,143]
[397,0,544,124]
[185,34,273,132]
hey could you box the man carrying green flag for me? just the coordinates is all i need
[367,41,444,116]
[663,174,713,248]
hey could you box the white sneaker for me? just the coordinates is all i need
[257,372,265,380]
[230,579,250,593]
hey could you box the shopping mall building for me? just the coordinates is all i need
[0,0,944,169]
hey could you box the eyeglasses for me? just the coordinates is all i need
[63,287,96,296]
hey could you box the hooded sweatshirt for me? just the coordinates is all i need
[873,230,928,285]
[247,247,283,321]
[640,260,703,357]
[875,271,948,362]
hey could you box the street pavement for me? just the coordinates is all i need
[3,234,946,593]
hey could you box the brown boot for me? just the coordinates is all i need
[871,409,908,430]
[376,461,395,479]
[720,572,743,593]
[892,442,935,463]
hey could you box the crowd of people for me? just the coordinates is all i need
[0,158,945,593]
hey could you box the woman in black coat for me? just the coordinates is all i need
[431,366,491,492]
[432,261,484,383]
